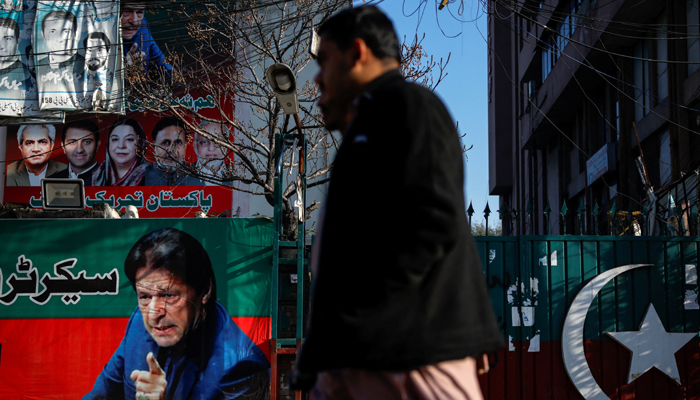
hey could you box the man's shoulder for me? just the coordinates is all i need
[382,75,438,102]
[48,168,69,178]
[80,165,97,185]
[207,302,270,371]
[6,160,23,175]
[5,161,28,186]
[180,174,204,186]
[136,20,154,39]
[143,163,157,174]
[47,160,68,175]
[364,71,441,112]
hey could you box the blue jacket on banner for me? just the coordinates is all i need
[83,302,270,400]
[123,18,172,74]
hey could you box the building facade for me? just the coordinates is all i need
[488,0,700,235]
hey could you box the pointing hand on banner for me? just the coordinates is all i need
[130,352,167,400]
[127,43,146,68]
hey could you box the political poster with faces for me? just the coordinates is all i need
[3,105,244,218]
[0,219,273,399]
[34,0,122,112]
[0,0,61,117]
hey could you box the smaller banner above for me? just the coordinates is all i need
[34,0,123,112]
[0,2,63,118]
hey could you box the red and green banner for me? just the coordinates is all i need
[0,218,272,399]
[476,236,700,400]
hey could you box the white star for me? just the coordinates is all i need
[607,304,696,385]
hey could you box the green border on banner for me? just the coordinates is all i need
[0,218,273,319]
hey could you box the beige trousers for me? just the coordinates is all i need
[310,357,484,400]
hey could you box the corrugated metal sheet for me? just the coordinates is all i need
[475,236,700,400]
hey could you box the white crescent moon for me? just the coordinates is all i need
[562,264,653,399]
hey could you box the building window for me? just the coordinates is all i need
[541,0,585,83]
[659,130,672,187]
[656,14,668,101]
[633,40,651,121]
[633,12,668,122]
[688,0,700,76]
[542,39,553,82]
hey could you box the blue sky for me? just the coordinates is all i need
[372,0,500,219]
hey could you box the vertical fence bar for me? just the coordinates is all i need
[642,203,650,236]
[484,203,491,237]
[527,201,533,235]
[578,200,585,235]
[592,202,600,236]
[467,202,474,231]
[608,202,617,236]
[675,199,685,236]
[544,200,551,235]
[626,203,635,236]
[561,201,568,235]
[499,202,507,237]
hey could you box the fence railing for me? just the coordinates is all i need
[467,198,700,237]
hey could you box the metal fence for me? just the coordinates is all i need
[468,196,700,237]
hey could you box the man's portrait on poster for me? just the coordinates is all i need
[0,17,32,100]
[83,228,270,400]
[121,0,171,75]
[36,8,85,107]
[195,121,233,187]
[6,124,66,186]
[83,31,112,110]
[48,119,101,185]
[144,117,204,186]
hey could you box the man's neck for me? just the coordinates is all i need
[355,60,400,89]
[71,160,96,175]
[0,57,17,70]
[49,53,72,66]
[26,162,48,176]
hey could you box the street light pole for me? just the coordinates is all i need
[265,63,307,400]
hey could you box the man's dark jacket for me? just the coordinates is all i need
[83,302,270,399]
[48,163,97,186]
[297,70,504,372]
[143,163,204,186]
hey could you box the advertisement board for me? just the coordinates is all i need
[0,218,273,399]
[3,100,243,217]
[34,0,123,112]
[2,0,246,218]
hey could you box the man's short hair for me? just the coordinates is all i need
[318,5,400,62]
[152,116,187,142]
[17,124,56,144]
[0,17,19,40]
[121,0,146,6]
[42,10,76,36]
[62,119,100,144]
[83,31,110,52]
[124,228,217,305]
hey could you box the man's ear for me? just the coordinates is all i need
[350,37,371,66]
[201,282,212,305]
